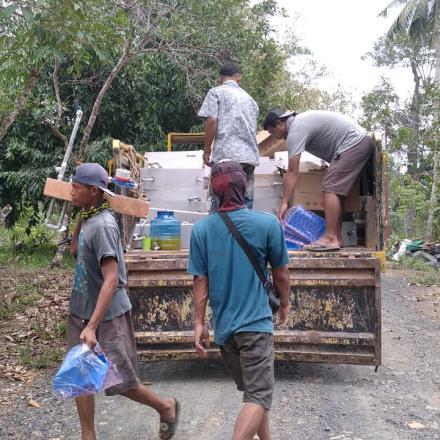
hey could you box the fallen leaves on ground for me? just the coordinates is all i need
[0,265,72,405]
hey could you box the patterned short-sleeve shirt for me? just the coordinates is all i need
[198,80,259,166]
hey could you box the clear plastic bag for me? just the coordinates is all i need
[53,343,123,399]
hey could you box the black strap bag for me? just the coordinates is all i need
[218,211,280,314]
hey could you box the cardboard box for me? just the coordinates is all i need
[292,171,360,212]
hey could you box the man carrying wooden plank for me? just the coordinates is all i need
[263,109,373,251]
[67,163,180,440]
[198,63,259,209]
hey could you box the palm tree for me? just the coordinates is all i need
[380,0,440,241]
[380,0,439,79]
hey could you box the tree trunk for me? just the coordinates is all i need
[51,203,74,268]
[435,24,440,83]
[0,69,41,143]
[78,44,132,158]
[407,60,421,176]
[426,150,439,241]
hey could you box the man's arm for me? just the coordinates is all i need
[278,154,301,220]
[80,257,119,348]
[272,265,290,325]
[203,117,217,166]
[70,217,83,257]
[193,275,210,357]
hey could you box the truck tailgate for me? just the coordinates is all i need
[125,250,381,366]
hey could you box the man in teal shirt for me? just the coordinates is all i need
[188,161,290,440]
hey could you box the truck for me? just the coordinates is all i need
[124,133,384,367]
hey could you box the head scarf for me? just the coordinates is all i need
[211,161,246,212]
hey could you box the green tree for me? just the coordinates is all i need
[0,0,122,142]
[380,0,440,240]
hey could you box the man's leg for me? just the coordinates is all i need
[100,313,178,439]
[234,333,274,440]
[257,412,272,440]
[336,196,345,247]
[318,191,344,247]
[75,395,96,440]
[232,403,268,440]
[315,136,374,249]
[241,164,255,209]
[122,384,176,423]
[67,315,97,440]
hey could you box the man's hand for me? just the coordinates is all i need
[278,200,288,221]
[276,304,289,326]
[80,325,97,349]
[194,323,210,358]
[203,151,212,167]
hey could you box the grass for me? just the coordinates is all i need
[0,287,41,320]
[391,255,439,287]
[18,318,67,369]
[0,219,75,269]
[19,345,64,369]
[0,245,75,269]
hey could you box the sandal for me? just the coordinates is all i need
[304,244,341,252]
[159,399,180,439]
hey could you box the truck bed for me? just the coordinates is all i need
[125,249,381,366]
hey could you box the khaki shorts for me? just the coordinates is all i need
[220,332,274,410]
[322,135,373,197]
[67,311,141,396]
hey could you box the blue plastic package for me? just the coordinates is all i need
[53,343,123,399]
[282,205,326,248]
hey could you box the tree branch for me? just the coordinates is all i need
[78,42,133,158]
[53,58,63,128]
[0,69,41,143]
[46,120,68,148]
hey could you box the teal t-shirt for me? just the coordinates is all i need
[188,208,289,346]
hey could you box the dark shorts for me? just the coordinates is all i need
[240,163,255,209]
[322,135,373,197]
[67,311,141,396]
[220,332,274,410]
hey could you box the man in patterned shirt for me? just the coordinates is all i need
[198,63,259,209]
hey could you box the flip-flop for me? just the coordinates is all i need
[305,244,341,252]
[159,399,180,439]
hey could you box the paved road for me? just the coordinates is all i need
[2,270,440,440]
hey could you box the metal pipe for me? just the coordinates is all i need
[55,109,84,180]
[45,109,83,229]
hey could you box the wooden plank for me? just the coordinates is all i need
[366,195,378,249]
[43,178,149,218]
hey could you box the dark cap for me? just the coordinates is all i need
[263,108,296,130]
[211,161,245,179]
[72,163,114,196]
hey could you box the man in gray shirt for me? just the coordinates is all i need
[69,163,180,440]
[198,63,259,209]
[263,109,373,250]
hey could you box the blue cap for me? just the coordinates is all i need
[72,163,114,196]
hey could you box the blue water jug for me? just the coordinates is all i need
[282,205,325,247]
[150,211,181,250]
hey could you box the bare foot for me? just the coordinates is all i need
[307,237,340,248]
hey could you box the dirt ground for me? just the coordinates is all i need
[0,268,439,440]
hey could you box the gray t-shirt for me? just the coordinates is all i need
[287,110,367,163]
[198,80,259,166]
[69,210,131,321]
